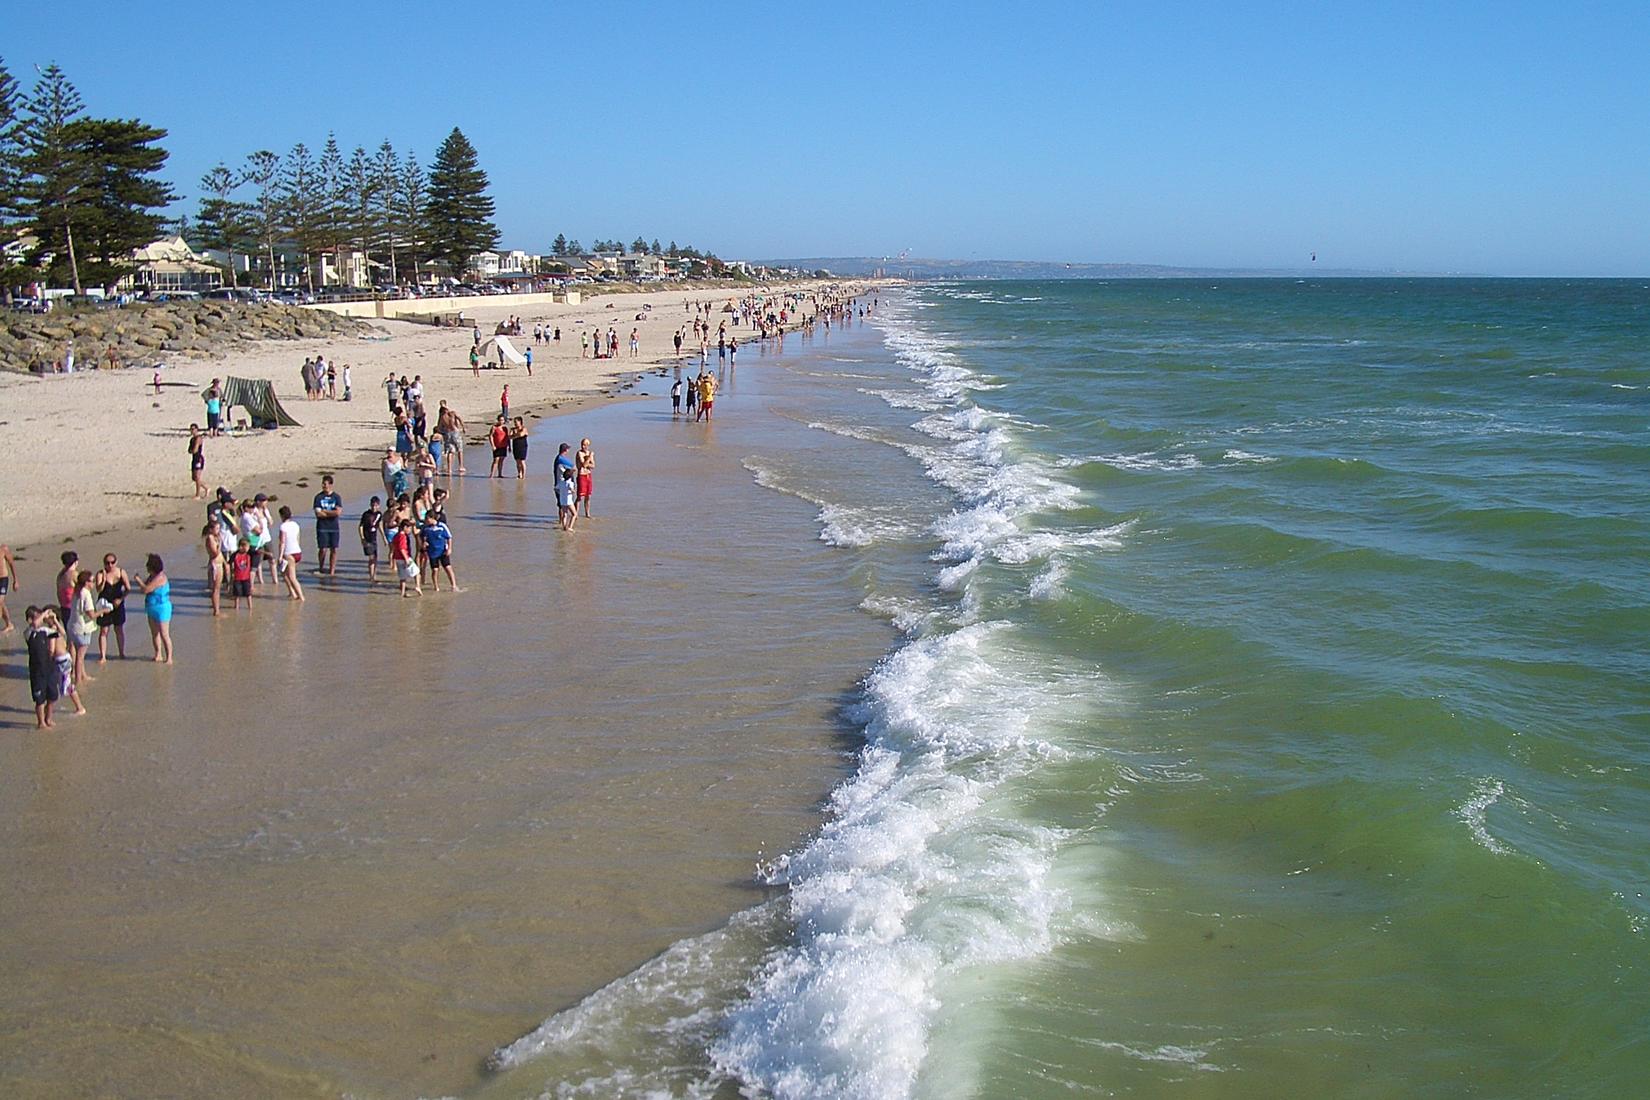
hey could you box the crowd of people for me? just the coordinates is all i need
[8,284,870,730]
[12,547,175,727]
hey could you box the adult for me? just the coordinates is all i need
[203,378,224,436]
[202,519,225,616]
[132,554,174,664]
[0,541,16,633]
[511,417,530,479]
[575,438,596,518]
[254,495,278,583]
[525,346,533,377]
[385,370,402,415]
[68,570,99,685]
[382,447,406,500]
[239,499,270,586]
[697,371,717,422]
[394,413,415,460]
[55,550,78,625]
[276,506,306,601]
[437,401,467,475]
[95,553,130,660]
[188,424,207,500]
[671,376,683,415]
[488,416,510,478]
[312,475,343,576]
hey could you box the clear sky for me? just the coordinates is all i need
[9,1,1649,274]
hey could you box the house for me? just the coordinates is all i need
[617,253,667,279]
[118,236,224,294]
[311,250,374,289]
[469,251,501,279]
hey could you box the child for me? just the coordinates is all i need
[359,497,383,583]
[26,606,61,728]
[391,519,420,597]
[556,464,577,531]
[229,538,254,614]
[420,512,461,593]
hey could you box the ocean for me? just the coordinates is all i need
[482,278,1650,1098]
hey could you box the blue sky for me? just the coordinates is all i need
[9,1,1649,274]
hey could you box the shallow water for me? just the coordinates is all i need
[0,353,893,1098]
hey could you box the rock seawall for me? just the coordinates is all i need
[1,301,376,372]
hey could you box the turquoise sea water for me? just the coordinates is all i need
[484,279,1650,1098]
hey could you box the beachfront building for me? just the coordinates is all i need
[469,251,501,279]
[310,251,373,289]
[617,253,668,279]
[117,236,225,295]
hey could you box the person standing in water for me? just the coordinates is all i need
[202,519,225,616]
[575,438,595,518]
[132,554,174,664]
[312,475,343,577]
[0,542,17,634]
[276,506,305,602]
[359,497,384,583]
[94,554,129,660]
[511,417,530,479]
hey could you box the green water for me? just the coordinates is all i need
[482,280,1650,1098]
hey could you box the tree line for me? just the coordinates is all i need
[194,125,498,291]
[548,235,714,260]
[0,60,174,295]
[0,57,728,297]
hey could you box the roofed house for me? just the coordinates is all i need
[118,236,224,294]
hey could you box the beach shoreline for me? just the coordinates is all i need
[0,281,873,559]
[0,294,895,1097]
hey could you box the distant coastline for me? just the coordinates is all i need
[762,256,1506,280]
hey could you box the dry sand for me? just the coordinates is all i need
[0,284,843,555]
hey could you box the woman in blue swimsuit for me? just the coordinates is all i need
[132,553,174,664]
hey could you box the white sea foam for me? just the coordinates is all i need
[709,623,1090,1099]
[1456,778,1513,856]
[485,904,784,1096]
[1028,559,1068,600]
[1057,451,1204,472]
[1222,449,1277,464]
[742,457,913,548]
[714,298,1109,1097]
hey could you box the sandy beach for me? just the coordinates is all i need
[0,284,850,555]
[0,303,894,1097]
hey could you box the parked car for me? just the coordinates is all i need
[204,287,266,303]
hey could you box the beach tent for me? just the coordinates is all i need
[480,335,527,366]
[222,375,300,429]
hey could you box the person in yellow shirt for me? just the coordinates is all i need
[696,372,717,422]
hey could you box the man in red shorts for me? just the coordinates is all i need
[575,437,595,518]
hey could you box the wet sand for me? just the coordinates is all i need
[0,337,894,1097]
